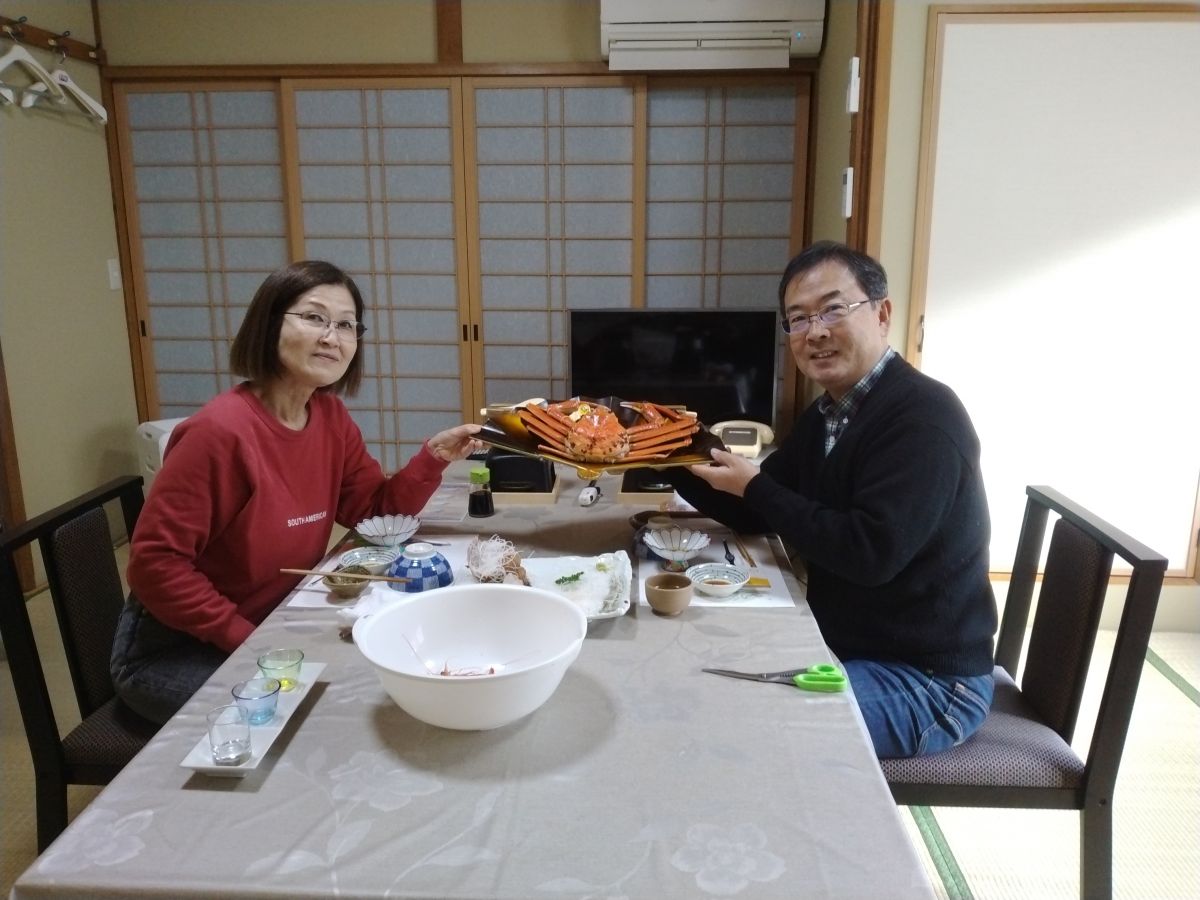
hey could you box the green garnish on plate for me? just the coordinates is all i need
[555,571,585,585]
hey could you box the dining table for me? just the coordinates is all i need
[11,462,936,899]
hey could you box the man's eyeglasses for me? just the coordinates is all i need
[780,299,875,335]
[283,310,367,341]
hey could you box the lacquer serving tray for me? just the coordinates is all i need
[477,396,726,478]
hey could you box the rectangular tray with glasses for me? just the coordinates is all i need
[179,662,326,777]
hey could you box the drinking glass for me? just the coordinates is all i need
[257,648,304,691]
[207,705,251,766]
[231,677,281,725]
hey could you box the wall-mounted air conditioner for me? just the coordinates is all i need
[600,0,825,71]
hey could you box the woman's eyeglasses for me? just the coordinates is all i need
[283,310,367,341]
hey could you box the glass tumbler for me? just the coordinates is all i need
[207,705,251,766]
[257,648,305,691]
[231,677,281,725]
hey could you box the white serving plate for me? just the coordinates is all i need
[180,662,326,778]
[522,552,632,621]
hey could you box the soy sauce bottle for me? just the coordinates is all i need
[468,466,495,517]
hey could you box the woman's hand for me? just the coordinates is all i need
[427,423,485,462]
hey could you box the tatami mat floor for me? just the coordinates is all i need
[902,631,1200,899]
[3,583,1197,897]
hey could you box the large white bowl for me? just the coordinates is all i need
[352,584,587,730]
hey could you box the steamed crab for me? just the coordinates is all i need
[517,398,699,464]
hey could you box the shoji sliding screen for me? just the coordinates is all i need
[463,78,639,405]
[284,81,470,470]
[115,74,810,463]
[119,87,289,418]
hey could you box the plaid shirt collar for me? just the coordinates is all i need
[817,346,896,455]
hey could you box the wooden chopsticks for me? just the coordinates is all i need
[730,533,757,568]
[280,568,411,584]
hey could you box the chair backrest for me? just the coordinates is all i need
[46,506,131,715]
[1022,518,1112,741]
[993,485,1166,786]
[0,476,144,749]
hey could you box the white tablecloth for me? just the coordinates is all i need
[13,464,934,900]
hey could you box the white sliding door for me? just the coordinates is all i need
[910,11,1200,576]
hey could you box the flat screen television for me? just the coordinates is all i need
[568,309,778,429]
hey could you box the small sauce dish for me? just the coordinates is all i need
[324,564,371,600]
[685,563,750,598]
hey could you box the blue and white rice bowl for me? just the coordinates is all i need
[387,542,454,592]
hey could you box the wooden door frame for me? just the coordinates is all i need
[0,342,34,592]
[847,0,893,257]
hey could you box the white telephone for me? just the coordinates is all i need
[710,420,775,458]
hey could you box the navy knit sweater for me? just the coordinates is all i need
[672,356,997,676]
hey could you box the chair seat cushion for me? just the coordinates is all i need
[62,697,160,771]
[880,667,1085,789]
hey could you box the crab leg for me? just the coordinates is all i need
[518,405,572,448]
[629,421,699,449]
[623,440,695,460]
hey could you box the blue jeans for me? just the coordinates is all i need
[842,659,993,759]
[110,596,228,724]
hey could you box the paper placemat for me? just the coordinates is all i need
[637,530,797,608]
[419,482,469,524]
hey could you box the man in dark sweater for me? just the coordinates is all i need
[671,241,996,758]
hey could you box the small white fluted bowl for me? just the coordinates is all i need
[643,527,711,569]
[352,584,587,730]
[355,514,420,547]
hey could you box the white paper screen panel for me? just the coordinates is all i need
[294,86,464,470]
[128,90,288,417]
[472,85,635,406]
[647,85,795,425]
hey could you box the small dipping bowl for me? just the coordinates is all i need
[231,677,281,725]
[686,562,750,598]
[644,572,694,617]
[324,564,371,600]
[339,546,400,575]
[257,648,305,691]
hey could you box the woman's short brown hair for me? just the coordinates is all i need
[229,260,365,396]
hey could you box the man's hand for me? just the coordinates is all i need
[688,448,760,497]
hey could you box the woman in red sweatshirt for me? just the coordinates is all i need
[112,260,482,723]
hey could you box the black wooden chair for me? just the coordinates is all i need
[0,475,159,852]
[880,485,1167,899]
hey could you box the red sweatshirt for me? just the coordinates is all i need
[128,384,447,652]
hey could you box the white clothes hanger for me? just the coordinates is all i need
[20,66,107,123]
[0,41,66,106]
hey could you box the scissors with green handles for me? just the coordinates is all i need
[701,663,848,693]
